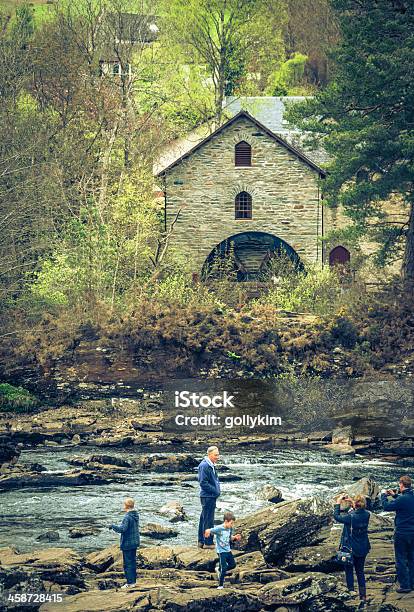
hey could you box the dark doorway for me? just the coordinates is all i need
[329,245,351,267]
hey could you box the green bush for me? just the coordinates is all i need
[257,264,342,316]
[0,383,40,413]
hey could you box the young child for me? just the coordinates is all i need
[109,497,140,589]
[205,511,241,589]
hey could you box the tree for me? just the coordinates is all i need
[160,0,262,121]
[285,0,339,86]
[288,0,414,283]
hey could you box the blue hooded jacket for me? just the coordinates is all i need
[111,510,140,550]
[198,458,220,498]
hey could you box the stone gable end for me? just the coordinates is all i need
[162,116,323,274]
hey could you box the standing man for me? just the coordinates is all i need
[381,475,414,593]
[198,445,221,549]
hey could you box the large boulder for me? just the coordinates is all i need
[235,497,331,564]
[346,476,380,506]
[256,484,283,504]
[159,500,188,522]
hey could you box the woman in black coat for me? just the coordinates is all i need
[334,493,371,607]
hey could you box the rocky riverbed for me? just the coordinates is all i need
[1,386,414,611]
[0,490,413,612]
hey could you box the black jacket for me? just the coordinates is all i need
[334,505,371,557]
[381,488,414,534]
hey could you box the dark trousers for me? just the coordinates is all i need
[218,551,236,586]
[345,554,367,598]
[198,496,216,545]
[122,548,137,584]
[394,532,414,590]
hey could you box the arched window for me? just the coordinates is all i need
[235,141,251,167]
[235,191,252,219]
[329,245,350,267]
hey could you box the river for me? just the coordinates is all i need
[0,446,410,554]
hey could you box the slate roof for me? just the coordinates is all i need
[154,96,329,175]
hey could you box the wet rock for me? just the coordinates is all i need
[159,500,188,522]
[256,484,283,503]
[0,469,115,490]
[235,497,331,564]
[141,523,179,540]
[0,439,20,467]
[69,526,101,539]
[136,453,198,473]
[89,454,132,468]
[36,531,60,542]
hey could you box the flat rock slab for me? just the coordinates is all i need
[257,572,343,606]
[0,469,114,490]
[39,589,150,612]
[150,585,261,612]
[0,547,82,570]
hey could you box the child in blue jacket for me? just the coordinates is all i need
[205,511,241,588]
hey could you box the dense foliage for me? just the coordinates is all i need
[288,0,414,280]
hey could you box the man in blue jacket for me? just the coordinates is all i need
[381,475,414,593]
[109,497,140,589]
[197,445,221,549]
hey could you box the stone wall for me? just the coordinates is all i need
[161,116,323,274]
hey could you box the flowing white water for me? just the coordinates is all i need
[0,446,410,553]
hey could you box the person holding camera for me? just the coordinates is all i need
[334,493,371,607]
[381,475,414,593]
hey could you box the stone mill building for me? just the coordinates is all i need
[155,97,360,281]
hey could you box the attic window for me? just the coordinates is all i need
[235,191,252,219]
[235,141,252,167]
